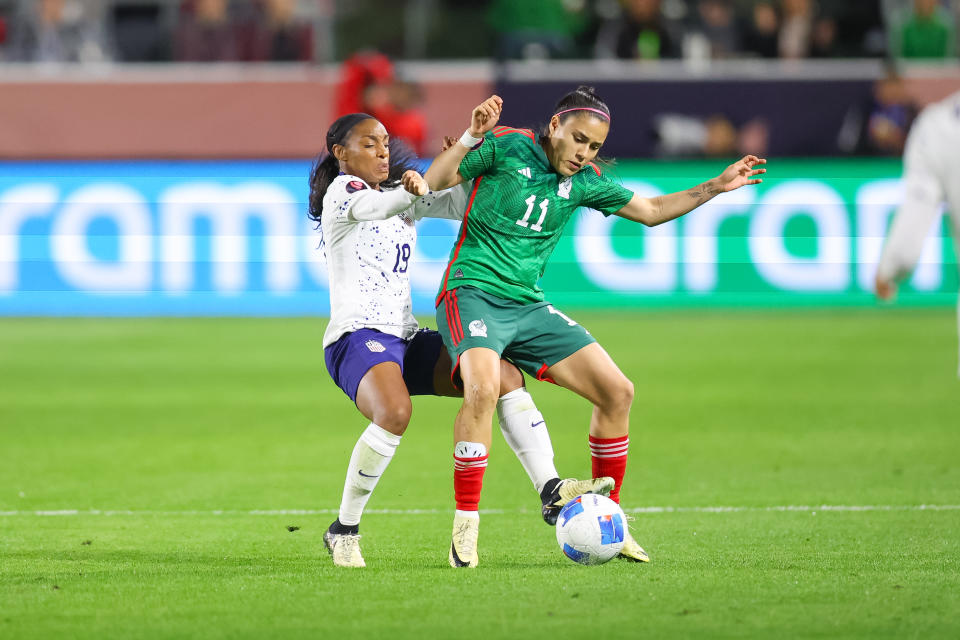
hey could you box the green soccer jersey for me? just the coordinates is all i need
[436,126,634,305]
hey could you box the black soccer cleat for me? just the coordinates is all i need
[540,477,615,525]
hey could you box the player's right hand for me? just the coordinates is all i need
[469,95,503,138]
[875,274,897,301]
[441,135,457,153]
[402,170,429,196]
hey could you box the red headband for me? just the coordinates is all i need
[554,107,610,121]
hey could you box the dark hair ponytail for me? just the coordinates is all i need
[552,85,611,123]
[308,153,341,225]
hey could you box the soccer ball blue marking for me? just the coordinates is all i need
[598,513,624,545]
[562,543,591,565]
[555,494,628,565]
[556,496,583,528]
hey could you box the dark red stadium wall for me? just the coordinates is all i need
[2,71,956,160]
[0,75,492,159]
[493,76,960,158]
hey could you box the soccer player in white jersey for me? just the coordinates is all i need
[310,113,613,568]
[876,91,960,375]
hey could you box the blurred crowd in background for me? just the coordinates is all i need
[0,0,317,62]
[0,0,956,160]
[0,0,958,64]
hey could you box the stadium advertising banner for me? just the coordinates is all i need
[0,159,954,316]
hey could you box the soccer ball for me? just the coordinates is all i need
[555,493,627,565]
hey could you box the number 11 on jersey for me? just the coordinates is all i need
[516,195,549,232]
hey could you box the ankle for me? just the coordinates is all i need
[328,519,359,535]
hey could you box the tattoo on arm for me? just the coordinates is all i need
[686,182,720,204]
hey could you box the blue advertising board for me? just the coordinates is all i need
[0,159,955,316]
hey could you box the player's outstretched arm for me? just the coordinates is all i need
[615,155,767,226]
[424,95,502,191]
[345,171,428,222]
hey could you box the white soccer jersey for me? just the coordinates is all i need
[877,91,960,285]
[320,174,468,348]
[877,91,960,374]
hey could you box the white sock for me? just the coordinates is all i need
[497,388,558,493]
[338,422,402,527]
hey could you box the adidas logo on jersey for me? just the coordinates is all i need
[365,340,386,353]
[557,176,572,199]
[468,319,487,338]
[517,167,532,179]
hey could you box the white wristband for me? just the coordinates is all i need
[458,129,483,149]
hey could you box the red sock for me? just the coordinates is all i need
[454,453,488,511]
[590,435,628,504]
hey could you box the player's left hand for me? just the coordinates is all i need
[718,155,767,192]
[401,170,429,196]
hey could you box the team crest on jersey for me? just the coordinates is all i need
[557,176,572,199]
[365,340,386,353]
[346,180,367,194]
[399,211,415,226]
[468,319,487,338]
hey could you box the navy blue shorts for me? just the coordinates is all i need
[324,328,444,403]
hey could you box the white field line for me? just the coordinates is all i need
[1,505,959,517]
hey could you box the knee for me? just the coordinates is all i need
[373,399,413,434]
[600,375,634,414]
[463,380,501,413]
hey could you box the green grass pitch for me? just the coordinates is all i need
[1,310,958,639]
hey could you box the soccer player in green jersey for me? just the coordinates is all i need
[425,87,766,568]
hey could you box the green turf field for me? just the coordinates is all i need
[1,310,958,639]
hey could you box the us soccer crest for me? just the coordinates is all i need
[557,176,572,199]
[345,180,367,194]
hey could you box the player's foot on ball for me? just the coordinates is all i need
[323,528,366,568]
[540,476,615,525]
[448,511,479,568]
[618,530,650,563]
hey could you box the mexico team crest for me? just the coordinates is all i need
[468,319,487,338]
